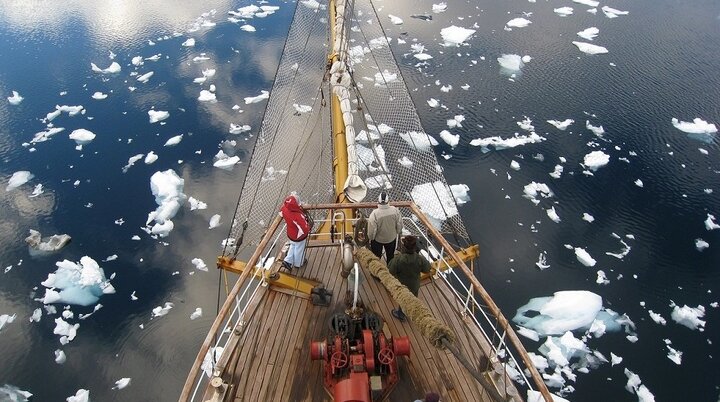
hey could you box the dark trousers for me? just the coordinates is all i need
[370,239,396,265]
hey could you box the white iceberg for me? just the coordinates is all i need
[214,151,240,170]
[0,314,16,332]
[411,181,459,222]
[182,38,195,47]
[695,238,709,251]
[41,256,115,306]
[602,6,629,18]
[69,129,96,145]
[122,154,144,173]
[506,18,531,28]
[91,61,121,74]
[546,206,561,223]
[25,229,71,256]
[190,308,203,320]
[67,389,90,402]
[554,7,573,16]
[91,92,108,100]
[523,182,553,204]
[577,27,599,41]
[146,170,186,237]
[671,117,717,134]
[547,119,574,130]
[573,0,599,6]
[209,214,222,229]
[152,302,174,318]
[497,54,525,71]
[244,90,269,104]
[192,258,208,271]
[575,247,596,266]
[572,41,609,55]
[583,150,610,171]
[113,378,131,390]
[145,152,158,164]
[6,171,34,191]
[513,291,603,336]
[388,14,403,25]
[469,133,545,150]
[399,131,438,152]
[7,91,24,105]
[198,90,216,102]
[148,110,170,123]
[439,130,459,147]
[137,71,154,83]
[671,304,705,331]
[705,214,720,230]
[55,349,66,364]
[229,124,251,134]
[450,184,470,205]
[164,134,183,146]
[432,3,447,13]
[586,120,605,136]
[440,26,476,46]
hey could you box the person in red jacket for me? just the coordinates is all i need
[280,193,310,271]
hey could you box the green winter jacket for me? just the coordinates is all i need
[388,252,431,296]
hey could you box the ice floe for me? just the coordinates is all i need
[31,127,65,143]
[470,133,545,151]
[586,120,604,136]
[705,214,720,230]
[582,213,595,223]
[137,71,154,83]
[432,3,447,13]
[164,134,183,146]
[624,369,654,401]
[55,349,66,364]
[497,54,526,72]
[41,256,115,306]
[388,14,403,25]
[182,38,195,47]
[411,181,459,225]
[6,171,34,191]
[214,151,240,170]
[152,302,174,318]
[113,378,131,390]
[514,291,608,336]
[209,214,222,229]
[554,7,573,16]
[572,41,608,55]
[440,26,475,46]
[122,154,144,173]
[511,160,521,170]
[0,314,16,332]
[573,0,599,6]
[192,258,208,271]
[25,230,71,256]
[439,130,459,147]
[549,165,563,179]
[523,182,553,205]
[574,247,596,266]
[670,303,705,331]
[0,385,32,401]
[606,238,631,259]
[244,90,269,104]
[67,389,90,402]
[602,6,629,18]
[665,340,682,365]
[7,90,24,105]
[191,308,203,320]
[671,117,717,134]
[91,61,121,74]
[399,131,438,152]
[577,27,599,41]
[198,90,216,102]
[91,92,107,100]
[695,238,709,251]
[148,110,169,123]
[583,150,610,171]
[506,18,531,29]
[536,252,550,270]
[648,310,666,325]
[446,115,465,128]
[69,129,96,145]
[546,206,561,223]
[547,119,574,130]
[146,170,186,238]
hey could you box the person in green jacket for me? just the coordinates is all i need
[388,235,431,321]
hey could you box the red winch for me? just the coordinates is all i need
[310,311,410,402]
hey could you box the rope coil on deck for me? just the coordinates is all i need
[355,248,455,349]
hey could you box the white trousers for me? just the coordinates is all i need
[283,238,307,267]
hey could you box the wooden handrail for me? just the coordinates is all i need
[178,214,283,401]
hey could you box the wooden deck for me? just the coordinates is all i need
[209,242,522,402]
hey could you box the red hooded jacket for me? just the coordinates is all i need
[280,195,310,241]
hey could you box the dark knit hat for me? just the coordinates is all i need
[402,235,417,252]
[378,191,389,204]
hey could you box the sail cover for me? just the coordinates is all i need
[225,0,469,257]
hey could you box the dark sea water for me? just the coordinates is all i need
[0,0,718,401]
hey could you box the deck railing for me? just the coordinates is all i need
[179,202,552,402]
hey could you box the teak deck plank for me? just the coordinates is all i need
[216,244,515,402]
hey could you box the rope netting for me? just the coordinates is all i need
[225,0,469,258]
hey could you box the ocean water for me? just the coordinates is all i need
[0,1,718,401]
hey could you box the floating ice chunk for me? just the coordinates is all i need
[606,239,631,259]
[56,104,84,116]
[148,110,169,123]
[596,270,609,285]
[432,3,447,13]
[446,115,465,128]
[671,304,705,331]
[575,247,596,266]
[399,131,438,152]
[439,130,459,148]
[398,156,414,167]
[53,317,79,343]
[152,302,174,318]
[146,170,185,237]
[547,119,574,130]
[29,308,42,322]
[574,0,599,6]
[91,92,108,100]
[69,129,96,145]
[577,27,599,41]
[572,41,608,54]
[25,229,71,256]
[427,98,439,108]
[31,127,65,143]
[611,353,622,366]
[705,214,720,230]
[189,197,207,210]
[440,25,476,46]
[192,258,208,272]
[0,385,33,401]
[411,181,459,223]
[6,171,34,191]
[633,179,644,188]
[240,24,256,32]
[0,314,16,332]
[515,327,540,342]
[527,390,570,402]
[388,14,403,25]
[131,56,144,66]
[648,310,666,325]
[244,90,269,104]
[583,150,610,171]
[513,291,603,336]
[164,134,183,146]
[637,385,655,402]
[695,238,709,251]
[549,165,563,179]
[209,214,222,229]
[602,6,629,18]
[506,18,531,29]
[214,151,240,170]
[671,117,717,134]
[42,257,115,306]
[137,72,154,84]
[510,160,520,170]
[66,389,90,402]
[582,213,595,223]
[91,61,121,74]
[144,152,158,164]
[517,117,534,132]
[414,53,433,61]
[113,378,131,390]
[440,85,452,92]
[665,342,682,365]
[554,7,573,16]
[145,54,161,61]
[300,0,320,9]
[182,38,195,47]
[122,154,144,173]
[198,90,216,102]
[546,206,561,223]
[523,182,553,204]
[470,133,545,150]
[536,252,550,270]
[624,368,642,393]
[191,308,203,320]
[8,90,24,105]
[373,70,398,86]
[450,184,470,205]
[497,54,524,71]
[586,120,604,136]
[55,349,66,364]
